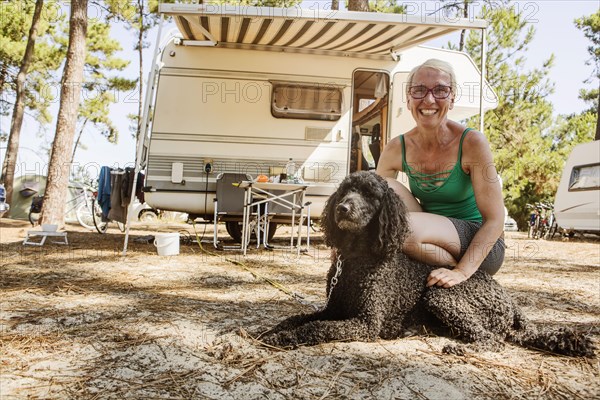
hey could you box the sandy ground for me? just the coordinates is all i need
[1,218,599,399]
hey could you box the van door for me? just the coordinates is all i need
[349,70,390,173]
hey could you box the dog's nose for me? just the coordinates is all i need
[336,203,350,214]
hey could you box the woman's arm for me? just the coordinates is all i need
[375,136,403,178]
[427,130,504,287]
[459,131,505,277]
[376,137,423,212]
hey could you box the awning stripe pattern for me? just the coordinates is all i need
[166,6,486,59]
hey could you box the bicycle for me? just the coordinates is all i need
[91,193,125,234]
[543,204,560,240]
[526,203,541,239]
[28,182,97,230]
[526,202,557,240]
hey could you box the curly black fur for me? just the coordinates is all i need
[262,172,595,357]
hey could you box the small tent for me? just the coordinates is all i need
[8,175,82,222]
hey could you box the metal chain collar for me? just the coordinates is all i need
[323,253,343,309]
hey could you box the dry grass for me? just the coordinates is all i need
[1,218,599,399]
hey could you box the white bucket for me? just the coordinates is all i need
[154,232,180,256]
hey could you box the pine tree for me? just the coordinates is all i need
[439,0,505,51]
[40,0,89,226]
[461,4,557,227]
[0,1,64,127]
[1,0,44,206]
[348,0,369,11]
[71,18,137,162]
[0,1,65,186]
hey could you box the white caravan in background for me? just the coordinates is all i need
[554,140,600,233]
[135,4,497,240]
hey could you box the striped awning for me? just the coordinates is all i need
[160,4,487,60]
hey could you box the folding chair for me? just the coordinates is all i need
[213,172,253,250]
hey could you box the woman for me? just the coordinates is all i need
[376,59,505,289]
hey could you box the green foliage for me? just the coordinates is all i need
[104,0,164,44]
[64,3,138,157]
[574,9,600,81]
[79,91,118,143]
[548,10,599,187]
[67,12,136,156]
[1,1,138,157]
[552,109,596,150]
[549,90,597,182]
[0,1,65,127]
[461,4,559,228]
[574,9,599,140]
[369,0,405,14]
[440,1,510,51]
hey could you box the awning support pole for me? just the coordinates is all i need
[479,27,487,133]
[122,13,164,256]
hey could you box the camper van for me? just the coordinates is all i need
[138,4,497,240]
[554,140,600,233]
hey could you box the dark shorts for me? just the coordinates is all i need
[448,218,506,276]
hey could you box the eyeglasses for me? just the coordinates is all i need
[408,85,452,99]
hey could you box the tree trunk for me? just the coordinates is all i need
[137,0,144,141]
[458,0,470,51]
[331,1,339,10]
[596,94,600,140]
[347,0,369,12]
[40,0,88,226]
[0,0,44,207]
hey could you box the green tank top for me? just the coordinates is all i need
[401,128,483,222]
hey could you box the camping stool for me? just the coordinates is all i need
[23,230,69,246]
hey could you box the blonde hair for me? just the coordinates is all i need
[406,59,457,96]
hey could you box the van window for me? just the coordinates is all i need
[569,163,600,191]
[271,82,342,121]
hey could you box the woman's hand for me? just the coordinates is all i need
[426,268,468,288]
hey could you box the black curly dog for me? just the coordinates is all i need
[262,172,594,357]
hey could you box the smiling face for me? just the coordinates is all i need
[407,67,455,129]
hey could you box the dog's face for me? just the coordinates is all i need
[322,172,408,257]
[334,185,383,232]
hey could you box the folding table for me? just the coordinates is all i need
[237,181,309,255]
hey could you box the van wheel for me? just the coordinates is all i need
[225,221,277,243]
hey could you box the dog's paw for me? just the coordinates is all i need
[549,328,596,358]
[260,331,300,349]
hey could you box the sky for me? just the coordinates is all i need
[1,0,598,177]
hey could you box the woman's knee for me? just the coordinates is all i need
[402,216,429,256]
[403,212,420,241]
[402,213,461,257]
[402,233,419,256]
